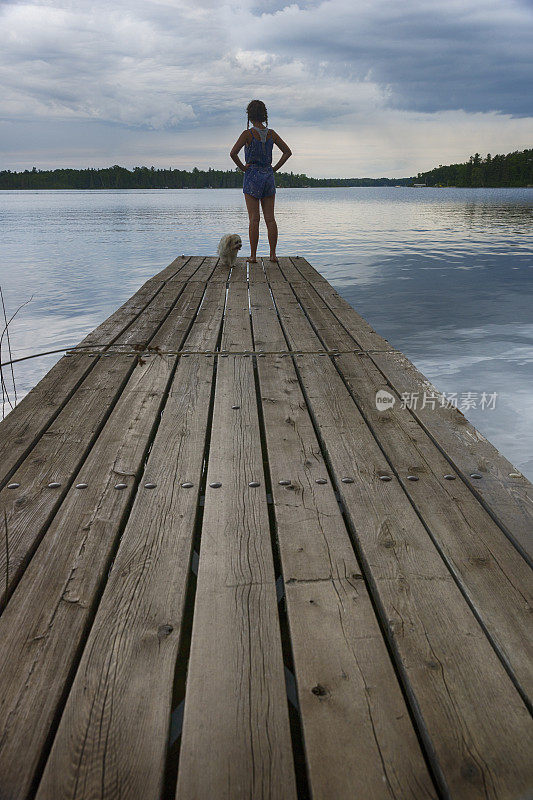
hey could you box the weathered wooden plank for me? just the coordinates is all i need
[0,371,169,800]
[76,255,194,348]
[0,276,207,608]
[273,255,307,283]
[208,255,232,282]
[34,283,226,800]
[72,254,194,350]
[263,257,288,283]
[285,255,331,286]
[268,278,533,800]
[78,281,165,347]
[0,257,218,594]
[228,258,267,284]
[249,280,436,799]
[145,253,191,284]
[0,275,218,800]
[290,280,533,701]
[286,258,533,561]
[247,259,267,283]
[227,255,249,281]
[373,349,533,561]
[176,282,297,800]
[0,256,200,489]
[165,256,218,287]
[0,278,215,798]
[281,256,394,350]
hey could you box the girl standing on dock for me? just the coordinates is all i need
[230,100,292,263]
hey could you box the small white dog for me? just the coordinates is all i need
[217,234,242,267]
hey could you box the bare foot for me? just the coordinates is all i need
[269,256,279,263]
[247,257,258,263]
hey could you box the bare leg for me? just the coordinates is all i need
[261,194,278,261]
[244,193,260,262]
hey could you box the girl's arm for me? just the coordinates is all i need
[230,131,251,171]
[271,131,292,172]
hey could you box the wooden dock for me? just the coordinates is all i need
[0,255,531,800]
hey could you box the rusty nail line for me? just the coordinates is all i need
[59,347,399,359]
[5,471,480,493]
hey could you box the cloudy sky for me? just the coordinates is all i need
[1,0,532,177]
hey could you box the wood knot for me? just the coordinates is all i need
[311,684,327,697]
[426,660,439,671]
[460,761,479,780]
[158,624,174,639]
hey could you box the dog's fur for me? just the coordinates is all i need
[217,234,242,267]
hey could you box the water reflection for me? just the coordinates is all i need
[1,187,532,478]
[445,200,533,229]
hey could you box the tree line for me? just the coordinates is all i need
[416,149,532,187]
[0,165,411,190]
[0,148,531,189]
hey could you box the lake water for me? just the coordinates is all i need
[1,187,532,479]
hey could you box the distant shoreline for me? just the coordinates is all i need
[1,147,531,190]
[1,185,532,190]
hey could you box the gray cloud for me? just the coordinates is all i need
[234,0,533,117]
[2,0,532,128]
[0,0,531,173]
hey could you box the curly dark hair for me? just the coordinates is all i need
[246,99,268,127]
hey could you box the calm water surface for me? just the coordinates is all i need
[1,187,532,478]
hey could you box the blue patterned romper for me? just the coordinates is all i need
[243,126,276,200]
